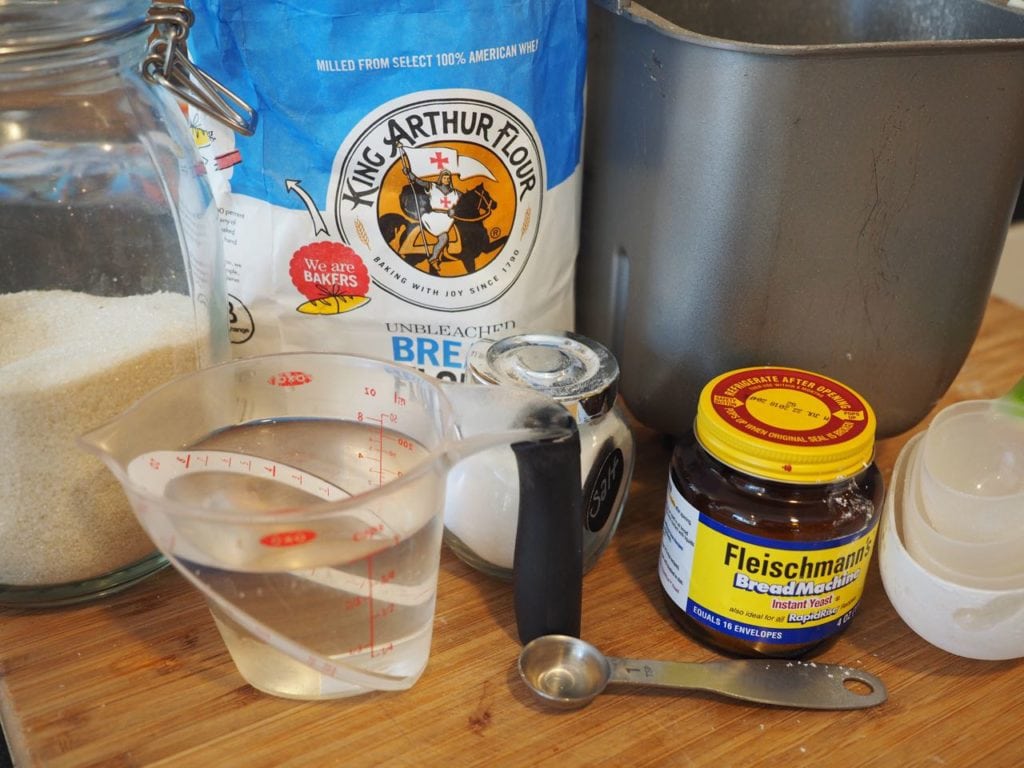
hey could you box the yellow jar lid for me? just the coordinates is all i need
[695,366,876,484]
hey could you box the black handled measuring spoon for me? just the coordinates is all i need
[518,635,887,710]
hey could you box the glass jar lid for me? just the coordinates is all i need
[467,331,619,421]
[0,1,256,135]
[695,365,877,484]
[0,0,151,59]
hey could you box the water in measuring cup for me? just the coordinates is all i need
[163,418,442,699]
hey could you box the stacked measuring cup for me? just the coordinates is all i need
[879,380,1024,659]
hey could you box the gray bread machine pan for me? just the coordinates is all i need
[576,0,1024,438]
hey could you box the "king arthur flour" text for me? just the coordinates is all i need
[186,1,587,379]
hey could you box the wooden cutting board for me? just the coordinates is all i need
[1,297,1023,768]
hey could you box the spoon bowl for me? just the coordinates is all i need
[518,633,612,708]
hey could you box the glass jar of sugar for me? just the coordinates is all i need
[444,331,635,578]
[0,0,251,606]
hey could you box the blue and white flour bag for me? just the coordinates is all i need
[186,1,587,379]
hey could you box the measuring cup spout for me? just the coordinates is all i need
[442,384,584,644]
[78,419,125,478]
[79,357,240,475]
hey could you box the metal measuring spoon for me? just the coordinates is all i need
[517,635,887,710]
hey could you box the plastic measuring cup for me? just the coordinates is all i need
[919,385,1024,542]
[901,437,1024,589]
[81,353,583,700]
[879,434,1024,661]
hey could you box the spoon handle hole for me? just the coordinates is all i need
[842,675,877,697]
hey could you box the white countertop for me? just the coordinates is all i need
[994,221,1024,307]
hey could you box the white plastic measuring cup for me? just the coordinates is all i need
[902,437,1024,589]
[919,384,1024,542]
[81,353,582,700]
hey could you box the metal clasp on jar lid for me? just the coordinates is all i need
[142,2,257,136]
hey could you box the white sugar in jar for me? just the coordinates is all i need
[443,332,635,578]
[0,0,234,606]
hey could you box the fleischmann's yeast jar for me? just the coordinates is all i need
[658,366,884,658]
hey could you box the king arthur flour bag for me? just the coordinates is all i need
[185,0,587,380]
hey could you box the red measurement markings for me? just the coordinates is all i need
[260,530,316,547]
[363,388,408,409]
[345,595,366,611]
[352,523,385,541]
[351,408,406,658]
[345,641,394,658]
[375,412,387,487]
[345,564,401,655]
[304,655,338,678]
[354,411,391,487]
[267,370,313,388]
[263,463,277,478]
[371,643,395,658]
[367,552,376,654]
[174,453,209,470]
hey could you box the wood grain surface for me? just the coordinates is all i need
[2,297,1022,768]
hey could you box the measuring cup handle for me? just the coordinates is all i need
[511,413,583,644]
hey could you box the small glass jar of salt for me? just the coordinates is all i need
[0,0,249,606]
[444,331,635,578]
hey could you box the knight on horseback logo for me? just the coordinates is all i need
[397,143,498,275]
[333,94,545,312]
